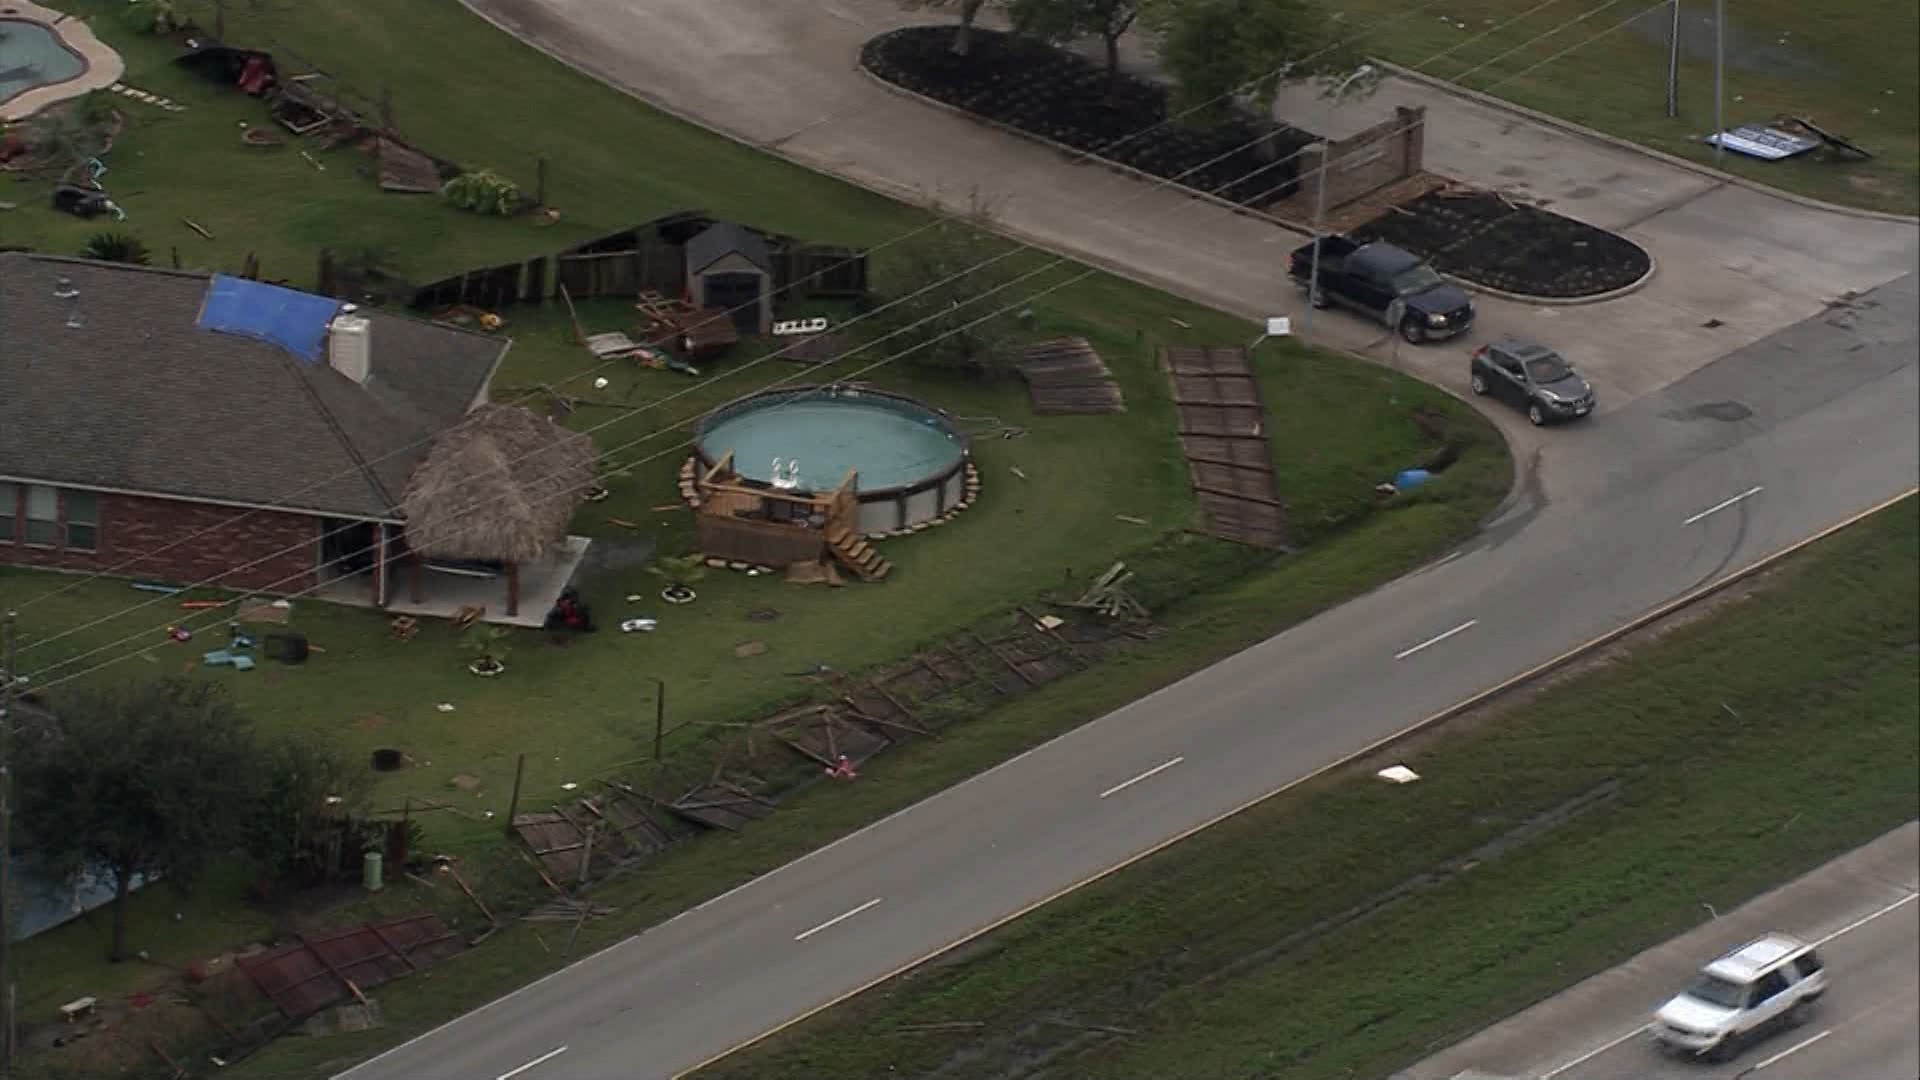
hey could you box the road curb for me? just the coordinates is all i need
[1374,61,1920,226]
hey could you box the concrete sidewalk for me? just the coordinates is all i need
[463,0,1918,493]
[1403,821,1920,1080]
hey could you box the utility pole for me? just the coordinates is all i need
[1302,65,1374,347]
[1713,0,1726,164]
[1665,0,1681,119]
[2,610,17,1079]
[652,680,666,762]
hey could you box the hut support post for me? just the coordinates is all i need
[372,525,388,609]
[507,563,521,617]
[411,555,424,604]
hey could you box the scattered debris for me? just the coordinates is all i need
[1016,337,1125,415]
[1066,562,1149,620]
[1115,514,1148,525]
[620,619,657,633]
[733,641,768,659]
[661,584,697,605]
[181,217,215,240]
[772,316,830,336]
[746,608,781,623]
[1376,765,1421,784]
[1009,465,1028,480]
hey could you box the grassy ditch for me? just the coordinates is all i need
[694,496,1919,1080]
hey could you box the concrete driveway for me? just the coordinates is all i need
[468,0,1915,447]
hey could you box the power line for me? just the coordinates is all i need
[15,0,1668,693]
[3,0,1458,619]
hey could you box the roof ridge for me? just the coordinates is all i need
[283,353,405,516]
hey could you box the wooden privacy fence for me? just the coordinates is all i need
[406,218,869,311]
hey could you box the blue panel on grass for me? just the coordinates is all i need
[195,274,343,363]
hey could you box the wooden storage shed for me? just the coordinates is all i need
[685,222,773,337]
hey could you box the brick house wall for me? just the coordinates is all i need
[0,487,322,594]
[1295,105,1427,212]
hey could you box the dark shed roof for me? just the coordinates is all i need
[685,221,770,275]
[0,254,509,521]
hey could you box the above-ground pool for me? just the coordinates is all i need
[695,385,974,535]
[0,5,123,121]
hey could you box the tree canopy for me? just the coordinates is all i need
[870,207,1031,376]
[1154,0,1370,124]
[17,677,266,959]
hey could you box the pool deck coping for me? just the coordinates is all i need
[1,1,127,122]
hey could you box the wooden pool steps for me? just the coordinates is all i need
[825,526,891,582]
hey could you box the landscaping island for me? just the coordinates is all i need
[860,26,1315,207]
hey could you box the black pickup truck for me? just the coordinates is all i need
[1287,236,1475,344]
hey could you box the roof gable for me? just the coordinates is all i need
[686,221,770,275]
[0,254,509,520]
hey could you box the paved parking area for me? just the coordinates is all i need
[464,0,1918,498]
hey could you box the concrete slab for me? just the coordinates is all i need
[317,535,591,628]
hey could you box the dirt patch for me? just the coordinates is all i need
[860,26,1315,207]
[1353,188,1651,298]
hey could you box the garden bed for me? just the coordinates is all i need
[1352,188,1651,299]
[860,26,1314,207]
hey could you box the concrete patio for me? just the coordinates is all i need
[316,535,592,628]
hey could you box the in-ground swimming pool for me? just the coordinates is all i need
[695,385,974,534]
[0,17,83,107]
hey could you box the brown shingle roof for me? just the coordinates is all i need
[0,253,507,521]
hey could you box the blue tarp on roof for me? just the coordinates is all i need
[195,274,343,363]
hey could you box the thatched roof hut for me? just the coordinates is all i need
[401,404,597,564]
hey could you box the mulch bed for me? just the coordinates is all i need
[1352,188,1651,299]
[861,26,1315,207]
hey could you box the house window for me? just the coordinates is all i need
[65,491,100,552]
[0,483,15,543]
[23,486,58,547]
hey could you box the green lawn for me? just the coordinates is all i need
[696,497,1919,1080]
[2,1,1514,1069]
[1352,0,1919,215]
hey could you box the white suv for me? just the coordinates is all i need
[1650,933,1827,1059]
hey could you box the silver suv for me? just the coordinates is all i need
[1650,932,1827,1059]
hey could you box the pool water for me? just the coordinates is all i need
[701,398,965,493]
[0,19,84,106]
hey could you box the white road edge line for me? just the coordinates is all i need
[795,897,883,942]
[1098,756,1186,800]
[1683,484,1764,525]
[1538,1024,1647,1078]
[1394,619,1478,661]
[1540,887,1920,1078]
[1750,1029,1831,1072]
[496,1045,568,1080]
[1815,888,1917,944]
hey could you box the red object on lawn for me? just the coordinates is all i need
[238,56,276,96]
[826,754,858,780]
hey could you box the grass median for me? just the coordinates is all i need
[695,495,1919,1080]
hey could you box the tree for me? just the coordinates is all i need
[904,0,1002,57]
[1009,0,1149,98]
[240,733,373,889]
[17,677,267,961]
[869,207,1029,376]
[1154,0,1369,125]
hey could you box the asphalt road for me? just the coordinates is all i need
[339,249,1918,1080]
[1410,824,1920,1080]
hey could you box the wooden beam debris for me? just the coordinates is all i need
[1065,562,1149,620]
